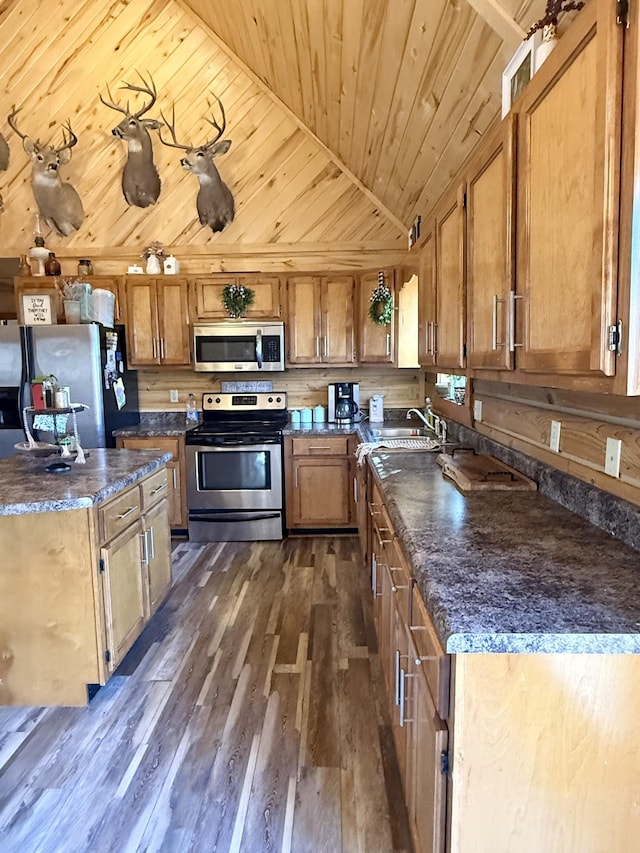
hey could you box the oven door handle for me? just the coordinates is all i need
[189,511,281,523]
[255,329,263,369]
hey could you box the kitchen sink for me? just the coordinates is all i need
[369,426,429,438]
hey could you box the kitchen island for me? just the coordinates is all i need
[0,449,173,706]
[360,443,640,852]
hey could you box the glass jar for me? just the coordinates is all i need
[78,259,93,276]
[45,252,61,276]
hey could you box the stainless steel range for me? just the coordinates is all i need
[185,392,287,541]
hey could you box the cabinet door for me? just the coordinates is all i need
[391,598,409,785]
[191,275,238,319]
[101,520,145,670]
[125,278,159,366]
[116,437,185,528]
[143,499,172,617]
[418,228,437,368]
[359,270,395,364]
[435,186,466,369]
[237,275,283,318]
[321,275,356,365]
[289,457,351,526]
[157,278,190,365]
[466,117,515,370]
[516,0,622,377]
[286,276,322,364]
[405,649,448,853]
[355,459,369,561]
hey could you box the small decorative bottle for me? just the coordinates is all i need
[185,393,199,425]
[45,252,61,276]
[17,254,32,276]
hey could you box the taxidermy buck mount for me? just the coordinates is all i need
[7,107,84,237]
[159,95,235,233]
[99,73,163,208]
[0,131,9,214]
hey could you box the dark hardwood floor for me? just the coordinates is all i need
[0,537,411,853]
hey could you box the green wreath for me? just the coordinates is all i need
[222,284,255,318]
[368,283,393,326]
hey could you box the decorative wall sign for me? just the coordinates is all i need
[22,293,55,325]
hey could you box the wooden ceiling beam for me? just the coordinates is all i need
[464,0,526,46]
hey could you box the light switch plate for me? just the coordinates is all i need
[169,389,179,403]
[473,400,483,422]
[605,437,622,478]
[550,420,561,453]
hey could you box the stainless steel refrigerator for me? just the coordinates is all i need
[0,323,139,458]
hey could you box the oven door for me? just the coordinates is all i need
[186,441,283,512]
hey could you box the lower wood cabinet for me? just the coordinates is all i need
[366,478,449,853]
[116,434,187,528]
[284,435,356,529]
[0,465,172,706]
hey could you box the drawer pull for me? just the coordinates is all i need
[309,445,331,451]
[114,505,138,520]
[151,482,167,495]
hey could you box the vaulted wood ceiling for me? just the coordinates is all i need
[181,0,547,228]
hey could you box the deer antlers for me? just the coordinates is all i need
[159,94,227,152]
[99,72,158,118]
[7,106,78,155]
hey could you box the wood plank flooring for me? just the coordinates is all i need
[0,537,411,853]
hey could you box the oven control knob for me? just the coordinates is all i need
[215,397,221,404]
[206,396,213,404]
[276,396,282,403]
[268,396,273,403]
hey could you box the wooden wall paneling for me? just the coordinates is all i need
[136,366,423,412]
[473,382,640,504]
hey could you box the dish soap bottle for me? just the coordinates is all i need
[185,393,199,425]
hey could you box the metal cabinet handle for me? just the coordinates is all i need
[433,322,438,355]
[399,667,406,724]
[394,650,401,705]
[151,482,167,495]
[323,335,328,357]
[315,336,320,358]
[114,505,138,520]
[149,525,155,560]
[152,339,157,359]
[140,530,148,565]
[353,477,358,503]
[386,333,391,356]
[160,338,166,360]
[172,468,177,490]
[508,291,524,352]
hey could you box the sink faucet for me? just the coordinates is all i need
[407,397,439,434]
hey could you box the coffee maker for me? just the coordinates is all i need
[328,382,360,424]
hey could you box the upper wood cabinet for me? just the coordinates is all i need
[191,274,282,321]
[359,268,396,364]
[14,275,122,325]
[124,276,190,367]
[515,0,623,379]
[466,117,516,370]
[418,227,436,368]
[286,275,356,366]
[414,187,465,371]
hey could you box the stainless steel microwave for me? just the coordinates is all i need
[192,321,285,372]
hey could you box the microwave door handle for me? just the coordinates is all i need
[255,329,263,369]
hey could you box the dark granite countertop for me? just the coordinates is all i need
[365,448,640,654]
[282,420,360,436]
[0,449,172,516]
[113,412,196,438]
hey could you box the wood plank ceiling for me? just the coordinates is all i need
[181,0,547,228]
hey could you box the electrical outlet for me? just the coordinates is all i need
[169,389,179,403]
[549,420,561,453]
[605,437,622,478]
[473,400,483,422]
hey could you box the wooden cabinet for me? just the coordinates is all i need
[98,468,172,672]
[514,0,622,380]
[466,117,516,370]
[116,435,187,528]
[354,456,369,562]
[124,276,190,366]
[417,187,465,371]
[191,274,282,320]
[14,275,123,325]
[359,269,396,364]
[100,518,146,669]
[284,435,355,528]
[365,473,450,853]
[286,275,356,366]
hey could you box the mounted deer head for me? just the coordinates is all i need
[159,96,235,233]
[7,107,84,237]
[99,73,163,208]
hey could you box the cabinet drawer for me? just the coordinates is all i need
[141,468,169,510]
[99,486,142,543]
[410,587,451,719]
[119,436,179,460]
[291,436,350,456]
